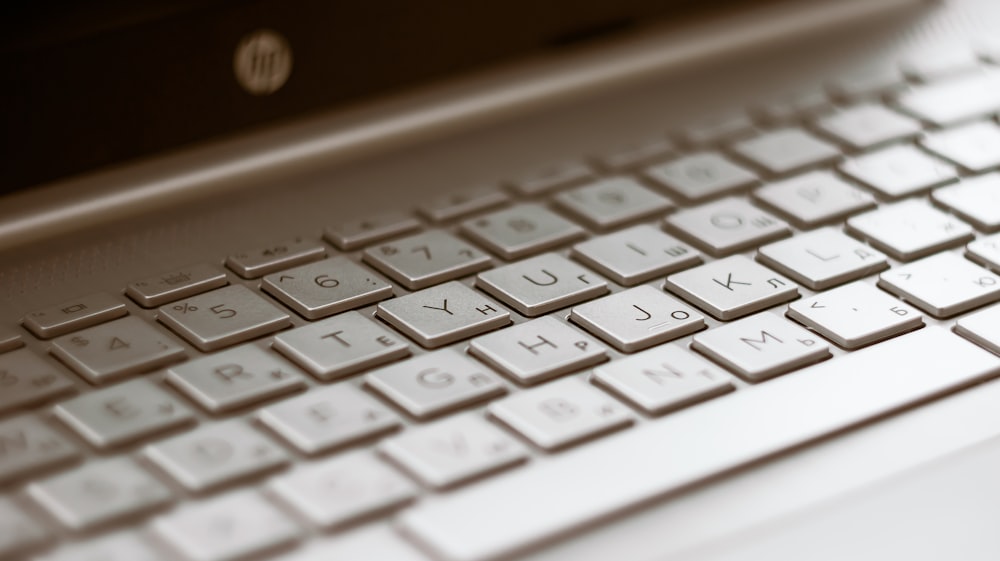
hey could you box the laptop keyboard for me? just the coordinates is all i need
[4,48,1000,561]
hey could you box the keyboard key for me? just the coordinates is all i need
[257,384,401,455]
[692,311,830,381]
[0,415,80,484]
[488,377,633,451]
[594,137,675,171]
[417,186,509,223]
[23,292,127,339]
[679,112,756,145]
[570,225,702,286]
[277,526,428,561]
[979,38,1000,64]
[591,344,732,415]
[754,87,831,122]
[752,170,876,228]
[0,326,22,352]
[166,345,306,413]
[225,237,326,279]
[126,264,228,308]
[152,490,301,561]
[0,497,49,559]
[269,451,416,529]
[39,532,167,561]
[828,63,906,99]
[28,457,172,531]
[955,303,1000,355]
[846,200,975,261]
[878,252,1000,317]
[900,48,983,82]
[0,349,74,414]
[376,281,511,348]
[932,174,1000,231]
[787,281,924,348]
[380,412,528,488]
[459,204,585,260]
[468,317,607,384]
[363,230,492,290]
[50,316,185,384]
[325,210,421,250]
[476,253,609,317]
[664,197,790,256]
[757,228,889,290]
[54,379,194,449]
[645,152,758,201]
[399,327,999,561]
[839,144,956,199]
[552,177,674,231]
[365,349,506,419]
[921,121,1000,172]
[968,232,1000,272]
[569,286,705,352]
[731,128,840,175]
[157,285,291,351]
[272,311,410,380]
[261,256,393,319]
[145,419,288,492]
[664,255,799,320]
[814,104,922,150]
[897,71,1000,126]
[509,161,596,196]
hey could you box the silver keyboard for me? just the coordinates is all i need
[4,47,1000,561]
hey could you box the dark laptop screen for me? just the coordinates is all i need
[1,0,766,194]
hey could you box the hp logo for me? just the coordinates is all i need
[233,29,293,95]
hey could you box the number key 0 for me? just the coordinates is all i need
[157,285,291,351]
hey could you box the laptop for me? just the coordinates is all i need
[3,0,1000,559]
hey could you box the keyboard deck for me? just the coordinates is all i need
[4,46,1000,561]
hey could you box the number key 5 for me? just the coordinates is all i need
[157,285,290,351]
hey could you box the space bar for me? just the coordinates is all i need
[398,327,1000,561]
